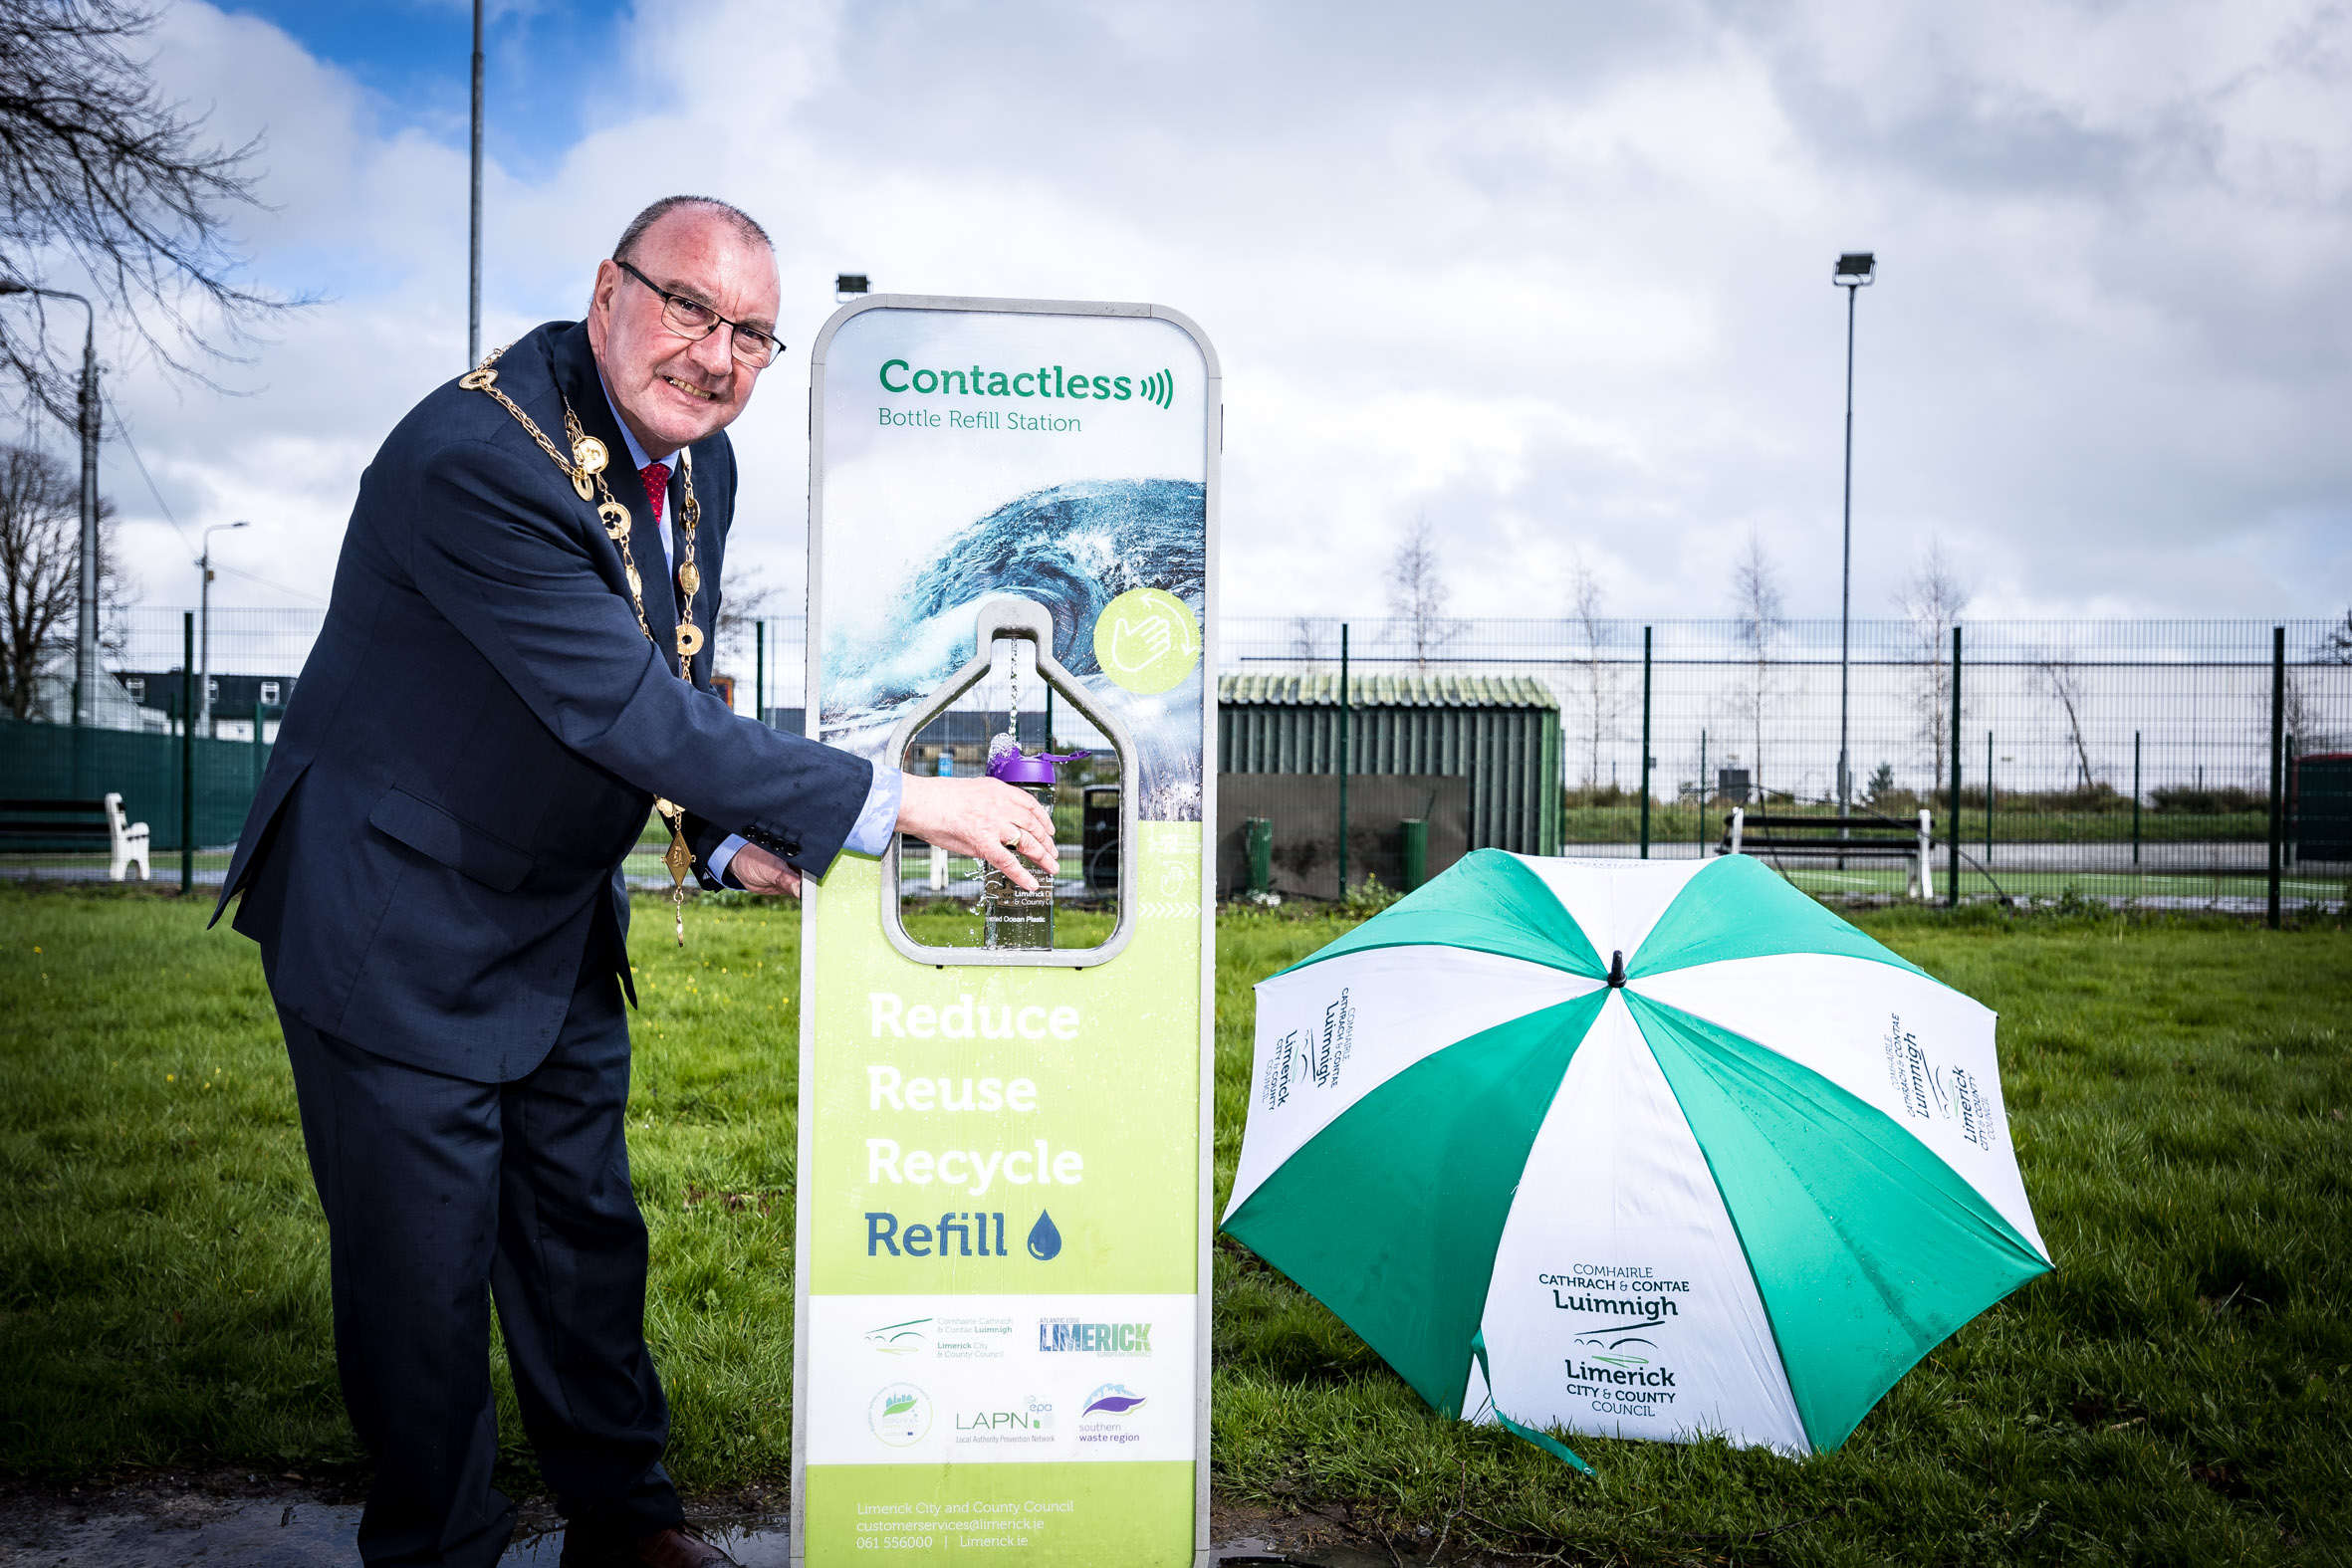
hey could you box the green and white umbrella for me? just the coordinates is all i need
[1222,851,2050,1461]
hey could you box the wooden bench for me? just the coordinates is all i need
[0,794,151,880]
[1718,806,1936,900]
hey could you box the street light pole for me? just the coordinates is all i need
[0,281,102,726]
[197,521,250,735]
[1831,252,1875,828]
[469,0,485,367]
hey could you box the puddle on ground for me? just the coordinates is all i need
[0,1501,790,1567]
[1,1499,1318,1565]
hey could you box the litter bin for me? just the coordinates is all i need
[1245,816,1273,896]
[1400,817,1428,891]
[1082,785,1121,893]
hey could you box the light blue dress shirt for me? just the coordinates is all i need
[598,376,901,884]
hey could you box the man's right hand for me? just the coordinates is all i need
[895,774,1059,892]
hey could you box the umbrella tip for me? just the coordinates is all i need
[1607,950,1625,988]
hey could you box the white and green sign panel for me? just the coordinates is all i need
[796,297,1218,1566]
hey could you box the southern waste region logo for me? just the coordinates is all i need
[1077,1383,1147,1447]
[1264,987,1355,1110]
[1543,1263,1689,1422]
[1882,1013,1997,1150]
[868,1383,932,1446]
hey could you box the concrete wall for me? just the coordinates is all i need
[1216,774,1470,899]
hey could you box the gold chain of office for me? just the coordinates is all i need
[460,340,708,943]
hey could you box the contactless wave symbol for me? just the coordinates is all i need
[1136,367,1175,409]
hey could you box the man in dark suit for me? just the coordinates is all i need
[217,196,1056,1568]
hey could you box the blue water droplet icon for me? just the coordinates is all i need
[1027,1210,1062,1261]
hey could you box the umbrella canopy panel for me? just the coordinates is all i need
[1222,851,2050,1458]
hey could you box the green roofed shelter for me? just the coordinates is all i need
[1219,672,1562,855]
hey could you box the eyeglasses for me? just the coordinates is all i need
[614,258,785,368]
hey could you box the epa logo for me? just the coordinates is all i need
[868,1383,931,1446]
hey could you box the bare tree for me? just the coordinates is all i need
[1,0,290,421]
[1386,515,1457,670]
[1894,540,1971,791]
[1566,550,1619,787]
[2038,650,2097,791]
[712,566,782,712]
[1288,614,1332,666]
[2321,607,2352,664]
[2283,667,2317,752]
[1730,529,1783,799]
[0,440,124,718]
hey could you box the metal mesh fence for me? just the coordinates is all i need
[1229,616,2352,912]
[4,605,2342,911]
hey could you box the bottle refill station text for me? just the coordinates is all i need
[793,297,1219,1567]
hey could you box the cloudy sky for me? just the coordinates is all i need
[45,0,2352,629]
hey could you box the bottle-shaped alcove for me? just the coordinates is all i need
[882,597,1138,968]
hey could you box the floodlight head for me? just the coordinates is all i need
[835,273,870,299]
[1833,252,1876,287]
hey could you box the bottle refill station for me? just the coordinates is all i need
[794,296,1219,1566]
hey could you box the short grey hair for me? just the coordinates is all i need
[611,195,773,263]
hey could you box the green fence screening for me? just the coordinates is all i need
[0,716,271,852]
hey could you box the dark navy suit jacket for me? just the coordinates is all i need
[218,321,868,1082]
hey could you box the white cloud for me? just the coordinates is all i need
[79,0,2352,638]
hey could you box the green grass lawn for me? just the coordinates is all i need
[3,884,2348,1563]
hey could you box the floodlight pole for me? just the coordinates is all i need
[1832,253,1875,834]
[468,0,484,367]
[1337,623,1350,898]
[197,521,250,735]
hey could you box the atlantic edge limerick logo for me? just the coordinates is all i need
[867,1383,932,1446]
[1038,1318,1152,1356]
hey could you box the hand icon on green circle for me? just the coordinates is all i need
[1093,587,1201,695]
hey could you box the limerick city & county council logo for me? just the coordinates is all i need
[867,1383,931,1447]
[1081,1383,1147,1419]
[861,1316,930,1356]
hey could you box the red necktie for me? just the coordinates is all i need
[640,461,670,528]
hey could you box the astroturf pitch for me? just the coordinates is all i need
[2,884,2347,1564]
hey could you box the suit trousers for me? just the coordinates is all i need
[279,960,683,1568]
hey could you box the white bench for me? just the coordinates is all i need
[0,792,149,880]
[108,792,151,880]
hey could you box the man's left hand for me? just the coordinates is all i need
[728,843,802,896]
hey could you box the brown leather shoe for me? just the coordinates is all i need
[626,1525,739,1568]
[560,1522,739,1568]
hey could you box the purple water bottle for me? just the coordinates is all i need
[983,740,1085,949]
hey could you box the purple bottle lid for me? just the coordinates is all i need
[987,748,1087,785]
